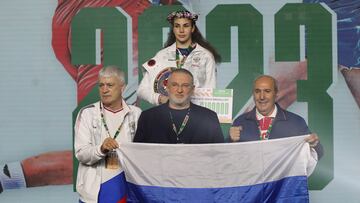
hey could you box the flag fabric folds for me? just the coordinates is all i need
[118,135,316,203]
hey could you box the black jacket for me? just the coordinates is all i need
[134,102,224,144]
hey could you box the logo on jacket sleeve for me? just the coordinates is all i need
[147,59,156,67]
[153,67,175,96]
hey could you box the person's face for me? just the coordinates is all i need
[98,76,125,109]
[173,18,195,47]
[167,72,194,108]
[253,76,277,116]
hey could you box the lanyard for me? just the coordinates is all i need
[175,44,195,69]
[256,117,274,140]
[100,102,126,139]
[169,108,191,143]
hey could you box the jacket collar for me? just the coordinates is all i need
[97,99,131,115]
[169,42,202,53]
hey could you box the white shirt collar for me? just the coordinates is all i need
[256,105,277,120]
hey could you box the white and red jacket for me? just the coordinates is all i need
[74,100,141,203]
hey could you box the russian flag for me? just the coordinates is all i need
[118,135,317,203]
[97,172,127,203]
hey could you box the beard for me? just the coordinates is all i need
[169,94,191,108]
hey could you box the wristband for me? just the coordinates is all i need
[0,162,27,191]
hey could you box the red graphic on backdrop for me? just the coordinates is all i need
[52,0,151,103]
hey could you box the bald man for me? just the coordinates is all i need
[229,75,323,159]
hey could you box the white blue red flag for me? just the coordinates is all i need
[97,172,127,203]
[118,135,317,203]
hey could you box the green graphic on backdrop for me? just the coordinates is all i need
[71,7,129,189]
[71,7,128,70]
[206,4,263,140]
[275,3,334,189]
[206,4,264,115]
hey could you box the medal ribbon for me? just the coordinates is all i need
[256,117,274,140]
[100,102,126,139]
[176,44,195,69]
[169,108,191,143]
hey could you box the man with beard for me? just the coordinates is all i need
[134,69,224,144]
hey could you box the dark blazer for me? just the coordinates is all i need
[232,103,323,159]
[134,102,224,144]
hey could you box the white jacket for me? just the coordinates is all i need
[137,43,217,105]
[74,100,141,203]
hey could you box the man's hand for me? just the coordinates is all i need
[305,133,320,148]
[229,126,242,142]
[100,137,119,154]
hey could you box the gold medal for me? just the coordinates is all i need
[105,150,120,169]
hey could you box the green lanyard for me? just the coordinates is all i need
[169,108,191,143]
[100,102,126,139]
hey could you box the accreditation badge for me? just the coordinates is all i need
[153,67,175,96]
[105,149,120,169]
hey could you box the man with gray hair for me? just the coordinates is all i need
[74,65,141,203]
